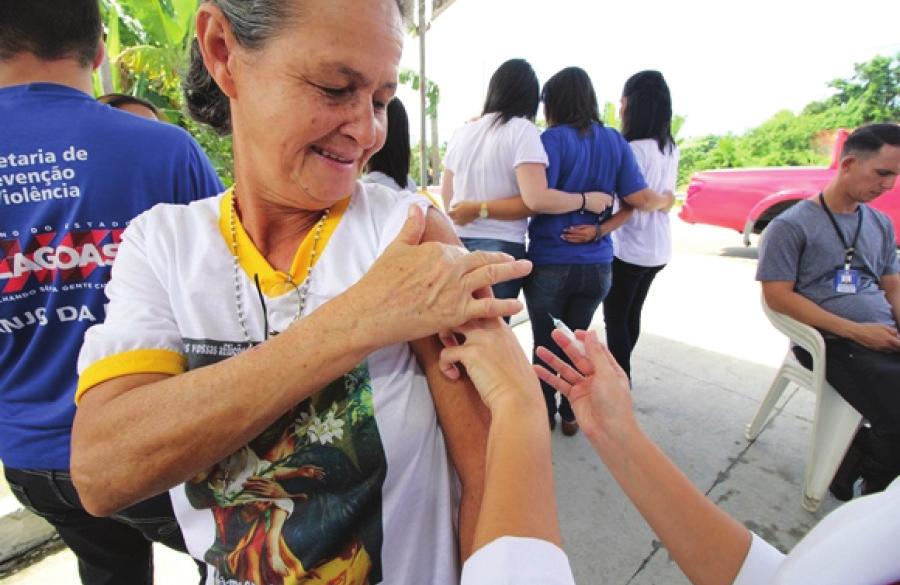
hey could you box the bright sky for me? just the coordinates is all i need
[394,0,900,145]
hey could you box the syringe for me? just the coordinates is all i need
[549,314,585,356]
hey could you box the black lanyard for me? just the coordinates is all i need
[818,192,862,270]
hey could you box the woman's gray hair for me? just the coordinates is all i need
[184,0,405,136]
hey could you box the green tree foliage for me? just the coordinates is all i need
[99,0,234,184]
[677,53,899,187]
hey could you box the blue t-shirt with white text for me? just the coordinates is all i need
[527,123,647,265]
[0,83,223,469]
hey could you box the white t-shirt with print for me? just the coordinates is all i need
[611,139,679,267]
[77,184,459,585]
[442,113,548,244]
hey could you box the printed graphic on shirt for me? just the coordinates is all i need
[0,225,126,334]
[0,145,88,208]
[183,342,386,585]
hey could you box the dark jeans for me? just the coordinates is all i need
[603,258,665,380]
[460,237,527,303]
[4,467,203,585]
[525,263,612,422]
[794,338,900,490]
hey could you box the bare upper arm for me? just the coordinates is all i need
[413,207,489,482]
[409,335,489,482]
[881,272,900,295]
[440,171,454,210]
[77,372,172,411]
[760,280,796,311]
[621,187,656,211]
[422,205,462,246]
[514,162,548,207]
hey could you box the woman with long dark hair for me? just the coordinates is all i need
[602,70,679,382]
[527,67,674,435]
[441,58,612,302]
[363,98,416,192]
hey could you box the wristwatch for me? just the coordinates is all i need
[478,202,489,219]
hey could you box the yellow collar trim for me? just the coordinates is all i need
[218,187,350,295]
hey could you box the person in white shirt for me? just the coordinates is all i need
[362,98,417,193]
[441,58,612,304]
[605,70,679,381]
[69,1,533,583]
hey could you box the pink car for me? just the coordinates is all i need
[679,130,900,246]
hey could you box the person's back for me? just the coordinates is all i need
[0,2,223,582]
[0,83,222,470]
[445,113,545,243]
[611,139,679,267]
[528,122,643,265]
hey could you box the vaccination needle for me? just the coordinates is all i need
[549,314,585,356]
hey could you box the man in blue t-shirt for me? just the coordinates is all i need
[0,2,223,583]
[757,124,900,500]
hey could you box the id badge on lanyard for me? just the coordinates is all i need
[834,266,860,294]
[819,193,863,295]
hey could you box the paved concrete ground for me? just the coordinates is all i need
[1,216,844,583]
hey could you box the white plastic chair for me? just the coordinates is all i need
[746,295,863,511]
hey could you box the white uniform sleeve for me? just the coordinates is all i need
[512,120,550,168]
[731,533,785,585]
[461,537,575,585]
[76,209,185,402]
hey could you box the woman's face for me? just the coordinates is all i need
[228,0,403,209]
[618,96,627,123]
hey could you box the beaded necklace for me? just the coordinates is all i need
[228,192,330,341]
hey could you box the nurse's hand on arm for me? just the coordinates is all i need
[535,330,753,585]
[438,318,560,551]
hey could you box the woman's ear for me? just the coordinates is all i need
[195,4,239,99]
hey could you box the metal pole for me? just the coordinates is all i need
[418,0,428,187]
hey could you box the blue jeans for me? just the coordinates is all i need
[4,467,204,585]
[460,237,527,302]
[524,263,612,422]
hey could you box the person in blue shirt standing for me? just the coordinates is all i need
[0,2,223,583]
[526,67,674,435]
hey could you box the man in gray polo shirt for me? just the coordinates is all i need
[757,123,900,499]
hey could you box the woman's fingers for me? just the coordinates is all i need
[581,330,624,378]
[534,365,592,405]
[461,258,532,295]
[438,345,465,380]
[548,330,596,377]
[465,296,523,322]
[533,364,571,395]
[535,346,585,385]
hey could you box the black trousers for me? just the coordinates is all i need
[794,338,900,490]
[4,467,203,585]
[602,258,665,379]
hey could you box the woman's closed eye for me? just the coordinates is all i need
[314,83,354,100]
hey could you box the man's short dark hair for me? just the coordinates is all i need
[842,123,900,159]
[0,0,102,66]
